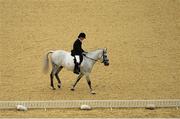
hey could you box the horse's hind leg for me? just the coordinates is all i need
[50,64,57,90]
[55,66,63,88]
[71,73,84,91]
[50,71,55,90]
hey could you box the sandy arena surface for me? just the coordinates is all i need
[0,108,180,118]
[0,0,180,117]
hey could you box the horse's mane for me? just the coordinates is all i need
[85,48,105,56]
[88,48,105,52]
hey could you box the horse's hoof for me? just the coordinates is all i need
[91,91,96,95]
[71,88,75,91]
[70,85,75,91]
[51,87,56,90]
[57,85,61,88]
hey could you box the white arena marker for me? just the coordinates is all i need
[16,105,28,111]
[80,104,92,110]
[146,104,156,110]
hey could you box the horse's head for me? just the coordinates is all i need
[100,48,109,66]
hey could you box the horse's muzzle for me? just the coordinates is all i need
[104,62,109,66]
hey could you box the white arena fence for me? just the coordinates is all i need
[0,100,179,109]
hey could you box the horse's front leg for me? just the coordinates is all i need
[86,75,96,94]
[71,73,84,91]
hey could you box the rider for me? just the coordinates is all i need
[71,32,86,74]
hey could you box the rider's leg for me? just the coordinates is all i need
[79,54,83,65]
[73,56,80,74]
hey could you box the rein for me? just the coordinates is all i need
[83,51,104,62]
[83,55,99,61]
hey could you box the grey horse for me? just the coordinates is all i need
[43,48,109,94]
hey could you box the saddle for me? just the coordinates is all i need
[71,50,75,57]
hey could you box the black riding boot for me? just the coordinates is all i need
[74,63,80,74]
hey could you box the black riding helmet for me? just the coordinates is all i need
[78,32,86,39]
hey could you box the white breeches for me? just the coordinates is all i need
[75,55,80,63]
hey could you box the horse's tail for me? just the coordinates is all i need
[43,51,54,74]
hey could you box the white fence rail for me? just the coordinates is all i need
[1,118,180,119]
[0,100,179,109]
